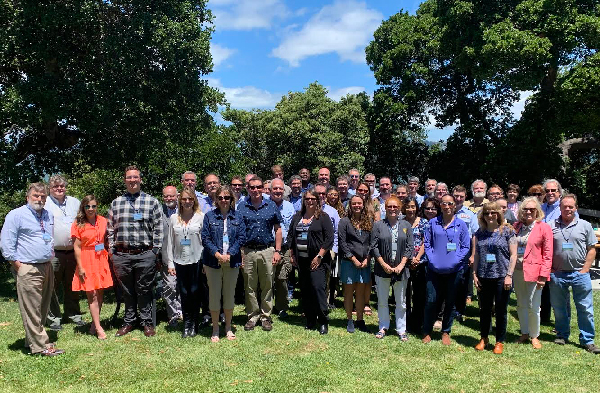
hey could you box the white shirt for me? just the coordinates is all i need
[44,195,80,250]
[166,212,204,268]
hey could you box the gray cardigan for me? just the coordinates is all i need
[370,219,414,278]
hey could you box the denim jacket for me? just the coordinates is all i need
[201,209,245,268]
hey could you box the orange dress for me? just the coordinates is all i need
[71,216,113,291]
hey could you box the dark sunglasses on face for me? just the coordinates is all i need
[523,208,536,212]
[530,193,542,196]
[231,183,243,187]
[304,197,318,201]
[85,205,97,209]
[218,196,232,201]
[248,185,262,190]
[545,189,557,193]
[483,211,498,216]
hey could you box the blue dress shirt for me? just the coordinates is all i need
[238,197,283,246]
[272,200,295,246]
[542,201,578,223]
[290,195,302,212]
[1,205,55,263]
[322,204,340,253]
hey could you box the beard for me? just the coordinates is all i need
[474,191,486,198]
[165,201,177,209]
[29,201,44,211]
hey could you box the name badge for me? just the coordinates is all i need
[95,244,105,252]
[180,239,191,246]
[446,242,457,251]
[43,233,52,242]
[562,242,574,251]
[517,246,526,255]
[133,213,143,221]
[486,254,496,263]
[223,234,229,244]
[62,216,73,224]
[300,232,308,240]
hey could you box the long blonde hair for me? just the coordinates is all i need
[478,202,511,234]
[177,187,200,224]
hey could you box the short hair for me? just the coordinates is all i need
[314,182,327,191]
[379,176,391,183]
[435,182,448,191]
[408,176,419,184]
[124,165,141,177]
[517,197,545,223]
[425,178,437,186]
[419,197,440,216]
[452,185,467,194]
[248,176,263,185]
[384,195,401,209]
[27,182,48,196]
[528,184,545,196]
[471,179,487,193]
[507,184,521,194]
[364,173,376,179]
[488,184,504,195]
[289,174,301,183]
[348,168,359,174]
[204,173,220,182]
[230,175,243,183]
[561,193,578,207]
[543,179,563,196]
[395,183,408,192]
[336,175,349,184]
[181,171,196,181]
[48,174,67,187]
[270,178,285,190]
[271,165,283,174]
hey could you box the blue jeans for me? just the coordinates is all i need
[549,271,596,346]
[423,267,462,335]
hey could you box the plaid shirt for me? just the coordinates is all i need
[107,191,163,251]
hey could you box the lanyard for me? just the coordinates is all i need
[182,222,190,240]
[37,213,46,233]
[559,221,574,243]
[127,195,140,213]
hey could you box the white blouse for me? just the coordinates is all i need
[166,212,204,268]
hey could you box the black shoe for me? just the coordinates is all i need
[355,320,369,333]
[328,304,336,310]
[72,319,86,327]
[319,324,328,335]
[305,323,316,330]
[47,324,62,331]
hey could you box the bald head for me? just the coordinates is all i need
[163,186,178,209]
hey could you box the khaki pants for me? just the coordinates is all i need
[205,264,240,311]
[273,250,292,312]
[16,262,54,354]
[242,247,274,323]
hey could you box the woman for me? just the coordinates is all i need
[405,196,430,334]
[355,181,379,316]
[166,186,204,338]
[472,202,517,354]
[339,195,373,333]
[327,187,346,219]
[201,186,245,342]
[287,188,334,334]
[506,184,521,216]
[422,194,470,345]
[513,197,553,349]
[528,184,546,204]
[326,186,344,308]
[371,196,414,340]
[71,195,113,340]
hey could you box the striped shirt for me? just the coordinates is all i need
[107,191,163,251]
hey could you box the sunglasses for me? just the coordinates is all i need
[530,193,542,196]
[248,185,262,190]
[483,211,498,216]
[304,197,318,201]
[230,183,243,187]
[181,197,194,202]
[545,189,557,193]
[441,202,455,206]
[424,207,437,211]
[85,205,97,210]
[523,208,536,212]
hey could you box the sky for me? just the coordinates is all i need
[207,0,529,142]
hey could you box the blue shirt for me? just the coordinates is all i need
[456,206,479,237]
[322,204,340,253]
[290,195,302,212]
[475,228,515,279]
[273,200,295,246]
[199,195,215,214]
[424,216,471,273]
[542,201,578,223]
[301,183,313,193]
[238,197,283,246]
[1,205,55,263]
[415,194,424,207]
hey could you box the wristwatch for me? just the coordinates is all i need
[274,249,281,254]
[316,254,323,260]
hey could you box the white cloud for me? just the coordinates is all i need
[271,1,383,67]
[511,90,533,119]
[207,78,281,109]
[212,0,289,31]
[327,86,365,101]
[210,43,236,68]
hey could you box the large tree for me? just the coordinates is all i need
[0,0,224,191]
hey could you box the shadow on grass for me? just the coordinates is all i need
[7,330,58,354]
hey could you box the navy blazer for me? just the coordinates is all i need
[201,209,246,268]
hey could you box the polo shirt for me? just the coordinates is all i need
[550,217,597,271]
[542,201,579,223]
[455,206,479,237]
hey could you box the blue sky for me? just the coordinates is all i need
[207,0,528,141]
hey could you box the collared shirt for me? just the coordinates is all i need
[455,205,479,237]
[107,191,163,251]
[542,200,579,223]
[301,183,313,193]
[44,195,80,250]
[465,198,489,214]
[162,204,178,218]
[238,197,282,246]
[166,212,204,268]
[550,217,597,272]
[290,194,302,212]
[199,195,215,214]
[415,193,424,207]
[273,200,295,245]
[322,204,340,253]
[424,216,471,273]
[1,205,55,263]
[194,190,206,199]
[348,186,356,196]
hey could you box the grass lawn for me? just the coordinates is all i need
[0,268,599,393]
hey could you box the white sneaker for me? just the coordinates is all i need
[347,319,355,333]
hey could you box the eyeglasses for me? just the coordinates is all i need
[523,208,536,212]
[545,189,557,193]
[304,197,318,201]
[217,196,231,201]
[85,205,97,210]
[248,185,262,190]
[231,183,243,187]
[483,211,498,216]
[530,193,542,196]
[51,185,66,189]
[350,175,359,178]
[424,207,437,211]
[488,192,502,196]
[441,202,455,206]
[387,205,399,210]
[181,198,194,202]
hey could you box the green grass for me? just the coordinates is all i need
[0,269,599,393]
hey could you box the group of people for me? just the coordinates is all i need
[1,165,599,357]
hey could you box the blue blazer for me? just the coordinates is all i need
[201,209,246,268]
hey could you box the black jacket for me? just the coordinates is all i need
[287,212,334,263]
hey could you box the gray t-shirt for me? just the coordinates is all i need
[550,217,597,271]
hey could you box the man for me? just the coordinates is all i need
[160,185,182,327]
[395,184,408,199]
[289,175,303,212]
[336,175,351,207]
[548,194,600,354]
[378,176,393,218]
[263,180,272,197]
[271,165,292,200]
[299,168,313,193]
[44,174,83,330]
[425,179,437,197]
[487,184,517,223]
[348,168,360,196]
[238,177,283,331]
[318,167,331,187]
[269,179,295,318]
[542,179,578,223]
[434,182,448,202]
[108,166,163,337]
[314,183,340,309]
[199,173,220,213]
[465,179,488,214]
[1,183,65,356]
[364,173,380,199]
[230,176,245,209]
[452,185,479,317]
[408,176,424,205]
[182,171,205,199]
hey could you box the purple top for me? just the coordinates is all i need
[424,216,471,273]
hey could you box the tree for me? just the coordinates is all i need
[222,83,370,180]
